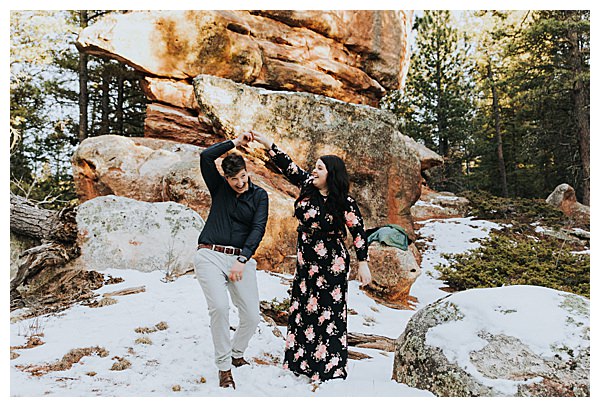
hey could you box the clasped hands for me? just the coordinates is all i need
[233,131,272,150]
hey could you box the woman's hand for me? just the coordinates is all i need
[356,261,372,287]
[233,131,253,147]
[250,130,273,150]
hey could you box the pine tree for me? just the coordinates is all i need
[382,11,477,192]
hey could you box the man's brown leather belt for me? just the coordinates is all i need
[197,243,242,256]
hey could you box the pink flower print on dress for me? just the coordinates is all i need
[311,374,320,382]
[297,249,304,265]
[300,360,308,371]
[345,211,359,227]
[330,356,340,367]
[331,256,345,273]
[326,321,336,335]
[283,361,289,370]
[288,162,299,174]
[269,150,276,157]
[285,332,295,349]
[316,275,325,288]
[295,313,301,324]
[340,333,347,346]
[315,241,327,257]
[354,235,365,249]
[307,295,318,313]
[325,361,334,372]
[331,286,342,302]
[299,280,307,294]
[317,309,331,325]
[305,325,315,342]
[315,343,328,360]
[304,207,318,220]
[334,368,343,378]
[308,264,319,277]
[289,300,299,313]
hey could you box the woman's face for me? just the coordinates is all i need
[311,159,329,190]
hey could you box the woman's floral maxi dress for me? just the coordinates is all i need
[268,144,369,382]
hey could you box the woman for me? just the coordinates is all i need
[251,131,372,382]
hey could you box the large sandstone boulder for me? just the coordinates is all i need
[392,286,590,396]
[411,186,470,222]
[193,74,442,239]
[77,196,205,274]
[77,10,412,105]
[546,184,590,227]
[76,10,413,143]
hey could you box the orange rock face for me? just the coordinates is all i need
[77,10,412,105]
[76,10,413,145]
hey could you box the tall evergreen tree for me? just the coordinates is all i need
[382,10,476,191]
[506,10,590,202]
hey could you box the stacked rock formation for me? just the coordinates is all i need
[73,10,443,307]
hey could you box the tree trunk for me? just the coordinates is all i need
[78,10,89,142]
[488,62,509,197]
[568,17,590,205]
[10,194,79,294]
[100,64,110,135]
[116,64,125,135]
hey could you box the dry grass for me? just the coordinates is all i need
[16,346,109,376]
[135,336,153,345]
[110,356,131,371]
[155,321,168,331]
[134,321,168,334]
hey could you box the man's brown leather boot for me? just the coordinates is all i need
[219,369,235,389]
[232,356,250,367]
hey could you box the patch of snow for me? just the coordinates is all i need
[414,200,444,209]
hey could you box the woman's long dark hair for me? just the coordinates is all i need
[295,155,350,234]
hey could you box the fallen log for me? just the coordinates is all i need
[10,193,80,302]
[347,332,396,352]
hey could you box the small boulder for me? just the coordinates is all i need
[361,242,421,309]
[546,184,589,227]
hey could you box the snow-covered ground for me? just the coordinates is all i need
[10,217,503,396]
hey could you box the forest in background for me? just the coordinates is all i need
[9,10,590,209]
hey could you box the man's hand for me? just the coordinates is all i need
[228,260,245,282]
[233,132,253,148]
[356,261,372,287]
[249,131,273,150]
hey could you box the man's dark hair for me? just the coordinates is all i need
[222,153,246,178]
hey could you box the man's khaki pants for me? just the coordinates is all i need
[194,248,260,371]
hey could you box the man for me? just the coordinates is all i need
[194,132,268,389]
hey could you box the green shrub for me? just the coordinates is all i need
[459,190,568,227]
[436,229,589,297]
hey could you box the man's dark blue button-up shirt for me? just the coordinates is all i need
[197,140,269,260]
